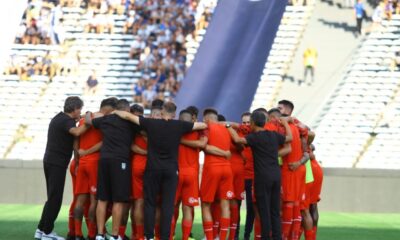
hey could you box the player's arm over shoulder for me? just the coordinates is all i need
[227,126,247,145]
[192,121,207,131]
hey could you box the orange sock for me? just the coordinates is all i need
[135,224,144,240]
[254,218,261,240]
[203,221,214,240]
[182,219,193,240]
[291,203,301,240]
[119,225,126,237]
[219,217,230,240]
[74,220,83,237]
[282,203,294,240]
[229,205,239,240]
[155,224,161,239]
[212,203,221,238]
[304,229,314,240]
[88,220,97,238]
[313,226,317,239]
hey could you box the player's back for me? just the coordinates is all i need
[178,131,200,171]
[132,135,147,169]
[78,118,102,162]
[283,123,302,168]
[204,123,231,166]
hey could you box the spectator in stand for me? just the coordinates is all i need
[354,0,366,37]
[385,0,394,20]
[372,1,386,30]
[142,84,157,108]
[303,47,318,85]
[390,51,400,71]
[86,70,99,95]
[133,79,146,103]
[129,37,145,59]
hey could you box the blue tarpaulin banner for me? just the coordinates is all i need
[175,0,287,121]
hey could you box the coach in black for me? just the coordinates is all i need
[114,102,207,240]
[35,96,90,240]
[85,99,140,240]
[227,111,292,240]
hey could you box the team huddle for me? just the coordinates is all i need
[34,96,323,240]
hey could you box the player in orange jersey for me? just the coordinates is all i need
[200,108,233,240]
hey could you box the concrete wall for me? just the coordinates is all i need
[1,160,399,213]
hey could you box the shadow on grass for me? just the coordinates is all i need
[1,221,399,240]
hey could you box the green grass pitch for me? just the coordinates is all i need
[1,204,400,240]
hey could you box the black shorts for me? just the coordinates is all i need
[97,158,132,202]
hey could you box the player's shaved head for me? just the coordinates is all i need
[100,97,118,109]
[250,111,266,128]
[100,97,118,114]
[254,107,268,119]
[278,100,294,116]
[151,99,164,110]
[268,108,282,120]
[203,108,218,123]
[179,109,192,122]
[116,99,130,112]
[161,102,177,119]
[218,114,226,122]
[130,104,144,116]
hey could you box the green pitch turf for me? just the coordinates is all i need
[1,204,399,240]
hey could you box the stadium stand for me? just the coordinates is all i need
[250,4,314,111]
[313,14,400,168]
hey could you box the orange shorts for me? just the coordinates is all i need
[281,165,306,202]
[231,163,245,200]
[76,161,98,195]
[200,164,234,202]
[310,160,323,204]
[132,166,145,200]
[175,169,199,206]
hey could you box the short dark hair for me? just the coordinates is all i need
[100,97,118,109]
[151,99,164,110]
[268,108,281,116]
[130,104,144,114]
[64,96,83,113]
[179,109,192,116]
[218,114,226,122]
[278,100,294,112]
[254,107,268,115]
[186,106,199,117]
[116,99,130,110]
[163,101,177,114]
[250,111,266,127]
[203,108,218,117]
[241,111,251,118]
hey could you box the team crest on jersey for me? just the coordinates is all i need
[188,197,198,204]
[241,191,246,199]
[227,191,234,198]
[121,162,126,170]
